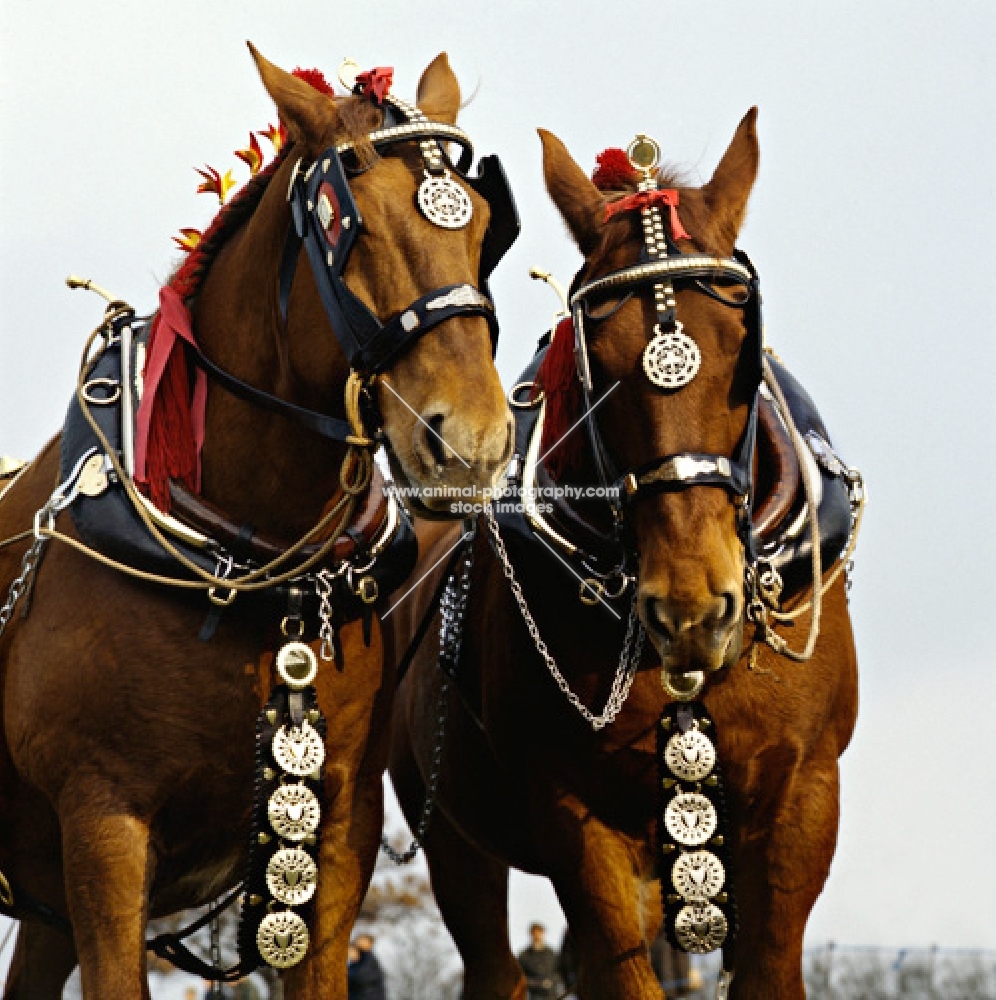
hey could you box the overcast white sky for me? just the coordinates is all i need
[2,0,995,969]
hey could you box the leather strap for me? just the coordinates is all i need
[188,342,354,443]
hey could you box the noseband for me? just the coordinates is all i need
[190,82,519,444]
[568,137,763,566]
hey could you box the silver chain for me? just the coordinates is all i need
[381,537,474,865]
[484,504,644,731]
[315,569,337,661]
[0,534,48,641]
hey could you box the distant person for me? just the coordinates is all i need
[517,923,560,1000]
[348,933,388,1000]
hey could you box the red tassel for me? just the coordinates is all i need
[536,318,584,480]
[592,148,638,191]
[134,287,207,513]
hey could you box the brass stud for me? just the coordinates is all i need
[266,709,278,725]
[711,836,724,847]
[307,709,320,723]
[258,832,272,845]
[264,768,277,781]
[662,843,676,853]
[248,893,264,906]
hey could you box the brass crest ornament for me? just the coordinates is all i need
[417,172,473,230]
[674,902,728,954]
[272,720,326,777]
[664,791,718,847]
[664,728,716,783]
[266,846,319,907]
[672,850,725,903]
[257,910,310,969]
[268,783,321,842]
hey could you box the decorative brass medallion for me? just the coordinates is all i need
[417,172,473,229]
[674,902,728,953]
[257,910,310,968]
[643,324,701,390]
[272,720,326,777]
[672,850,725,902]
[275,641,318,691]
[664,728,716,783]
[664,791,718,847]
[268,783,321,841]
[266,846,319,907]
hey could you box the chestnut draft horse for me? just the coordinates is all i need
[388,113,860,999]
[0,47,514,999]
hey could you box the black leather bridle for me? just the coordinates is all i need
[190,96,519,444]
[568,246,764,565]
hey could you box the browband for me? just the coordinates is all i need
[571,255,753,307]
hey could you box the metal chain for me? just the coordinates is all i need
[315,568,337,661]
[381,536,474,864]
[0,534,48,641]
[484,503,644,731]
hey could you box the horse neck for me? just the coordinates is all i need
[192,158,353,540]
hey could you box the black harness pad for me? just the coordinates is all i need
[58,317,417,627]
[759,356,853,597]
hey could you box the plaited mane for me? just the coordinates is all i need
[138,68,376,512]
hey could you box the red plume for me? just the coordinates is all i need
[592,148,638,191]
[292,67,336,95]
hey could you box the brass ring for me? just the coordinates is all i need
[579,579,603,606]
[510,382,543,410]
[280,616,305,639]
[208,586,238,607]
[81,378,122,406]
[662,669,706,701]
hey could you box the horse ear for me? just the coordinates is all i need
[416,53,461,125]
[248,41,336,149]
[702,107,759,252]
[539,129,605,257]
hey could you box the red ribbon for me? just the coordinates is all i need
[604,188,691,242]
[134,285,207,495]
[355,67,394,104]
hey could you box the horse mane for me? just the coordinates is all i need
[535,153,694,481]
[141,84,385,512]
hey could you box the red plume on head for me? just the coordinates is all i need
[592,148,638,191]
[292,66,336,95]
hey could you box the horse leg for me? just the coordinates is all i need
[2,921,78,1000]
[547,805,664,1000]
[389,705,525,1000]
[59,794,154,1000]
[728,756,842,999]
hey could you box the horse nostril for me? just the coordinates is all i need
[645,597,677,643]
[717,591,739,628]
[423,413,449,468]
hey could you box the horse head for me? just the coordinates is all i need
[538,111,760,677]
[191,47,514,527]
